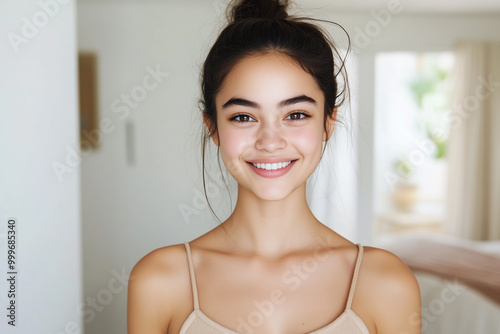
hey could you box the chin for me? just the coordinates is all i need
[247,185,297,202]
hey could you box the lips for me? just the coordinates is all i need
[246,159,297,178]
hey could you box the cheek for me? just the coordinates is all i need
[219,128,248,154]
[218,128,251,171]
[291,127,324,157]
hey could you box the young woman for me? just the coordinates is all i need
[127,1,421,333]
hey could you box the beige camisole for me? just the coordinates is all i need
[179,242,369,334]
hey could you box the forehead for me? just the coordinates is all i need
[216,52,323,107]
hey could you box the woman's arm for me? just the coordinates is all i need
[127,247,182,334]
[369,248,422,334]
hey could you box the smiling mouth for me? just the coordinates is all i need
[248,160,296,171]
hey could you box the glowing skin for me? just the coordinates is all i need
[211,52,334,202]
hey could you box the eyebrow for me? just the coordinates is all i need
[222,95,317,110]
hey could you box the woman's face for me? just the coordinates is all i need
[211,52,334,201]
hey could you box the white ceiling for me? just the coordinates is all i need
[77,0,500,14]
[296,0,500,14]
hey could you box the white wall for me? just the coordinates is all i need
[0,0,81,333]
[77,2,223,334]
[77,2,500,333]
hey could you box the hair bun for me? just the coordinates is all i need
[229,0,289,22]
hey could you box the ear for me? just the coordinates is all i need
[203,113,219,146]
[322,107,337,142]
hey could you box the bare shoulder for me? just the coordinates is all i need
[127,244,192,334]
[358,246,421,334]
[362,246,419,287]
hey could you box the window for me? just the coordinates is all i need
[373,52,454,239]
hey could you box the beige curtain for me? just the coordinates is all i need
[445,41,500,240]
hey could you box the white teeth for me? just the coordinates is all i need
[252,161,292,170]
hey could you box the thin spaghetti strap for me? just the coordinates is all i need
[346,243,363,310]
[183,242,200,310]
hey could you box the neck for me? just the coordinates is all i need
[221,183,327,258]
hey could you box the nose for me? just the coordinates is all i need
[255,124,286,152]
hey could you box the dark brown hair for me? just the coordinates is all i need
[200,0,351,222]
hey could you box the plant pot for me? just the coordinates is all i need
[392,182,419,212]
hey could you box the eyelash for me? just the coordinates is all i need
[229,112,311,123]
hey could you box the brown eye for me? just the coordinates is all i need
[286,112,309,120]
[230,114,254,122]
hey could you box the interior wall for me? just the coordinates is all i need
[0,0,81,333]
[77,2,500,333]
[77,2,222,333]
